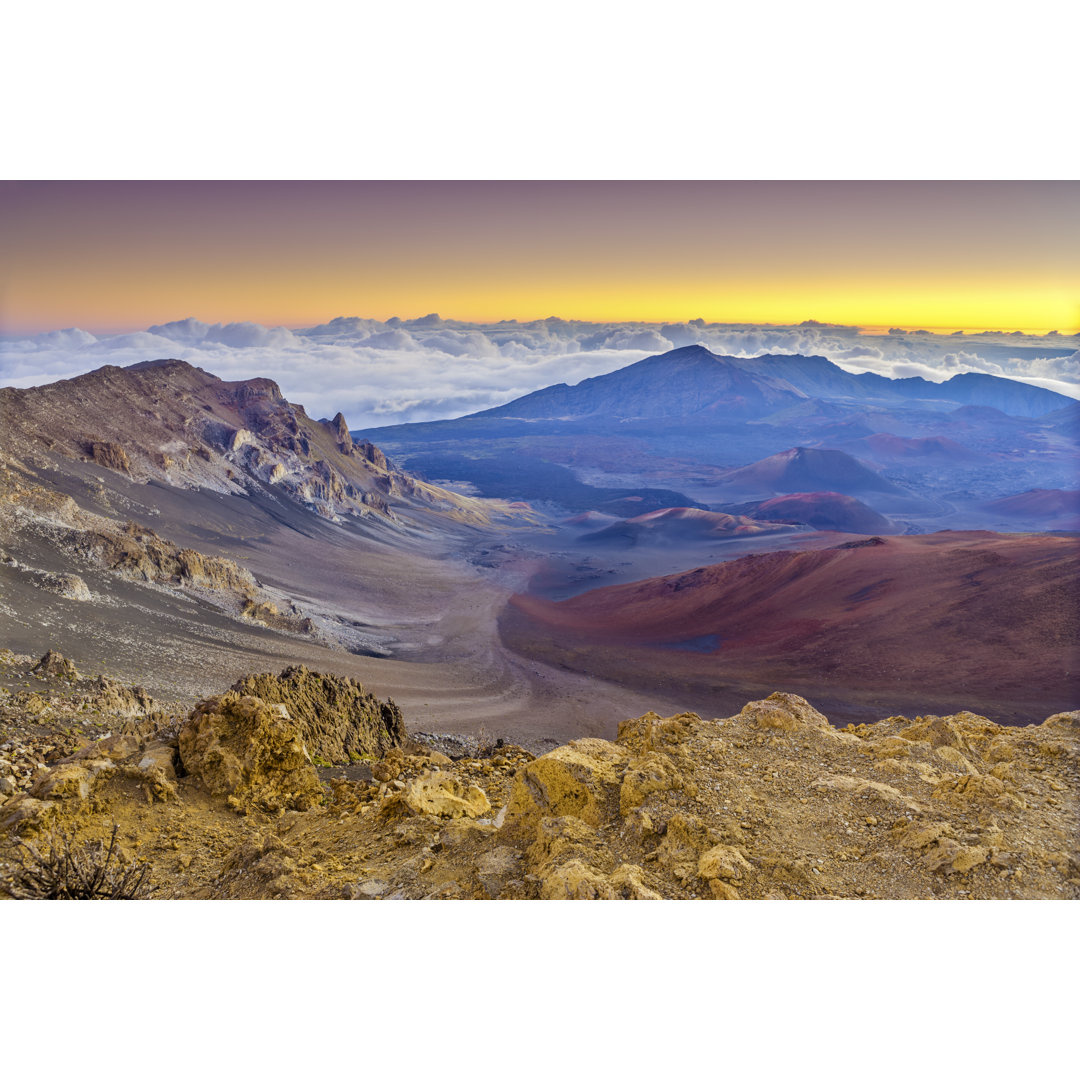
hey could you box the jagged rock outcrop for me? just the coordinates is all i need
[23,568,92,601]
[380,772,491,820]
[89,676,158,719]
[30,650,79,681]
[0,467,327,644]
[2,680,1076,900]
[739,691,835,734]
[229,666,405,764]
[178,693,323,813]
[0,360,504,527]
[74,520,257,593]
[88,441,131,473]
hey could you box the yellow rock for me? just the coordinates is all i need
[813,775,922,812]
[390,772,491,819]
[1041,710,1080,733]
[538,858,615,900]
[620,751,683,814]
[503,738,627,833]
[737,692,832,734]
[895,821,956,850]
[656,813,720,883]
[609,863,662,900]
[28,763,96,801]
[932,774,1007,805]
[0,794,63,833]
[935,746,980,775]
[951,846,989,873]
[697,844,752,882]
[872,758,941,785]
[178,692,323,813]
[617,711,696,754]
[921,837,963,871]
[525,815,601,877]
[870,737,915,759]
[709,879,741,900]
[985,739,1015,763]
[897,712,996,752]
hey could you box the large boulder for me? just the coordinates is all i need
[230,666,405,764]
[87,676,158,718]
[503,738,627,834]
[178,693,323,813]
[382,772,491,820]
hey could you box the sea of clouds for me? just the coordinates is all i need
[2,315,1077,429]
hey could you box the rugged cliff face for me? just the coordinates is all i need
[0,465,318,637]
[1,656,1075,901]
[0,359,501,526]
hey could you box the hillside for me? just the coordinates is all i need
[853,370,1070,416]
[983,490,1080,531]
[475,345,808,421]
[0,359,499,529]
[744,492,897,534]
[833,433,981,466]
[503,532,1080,723]
[715,447,902,496]
[579,507,800,548]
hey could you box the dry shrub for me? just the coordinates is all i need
[0,823,155,900]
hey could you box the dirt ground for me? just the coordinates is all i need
[1,658,1076,900]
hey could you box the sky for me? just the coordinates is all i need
[2,181,1077,425]
[2,180,1078,335]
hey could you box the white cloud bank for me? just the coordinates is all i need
[2,315,1077,429]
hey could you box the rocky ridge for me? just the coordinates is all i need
[0,465,319,637]
[0,359,508,527]
[1,655,1075,900]
[0,648,173,804]
[229,666,405,764]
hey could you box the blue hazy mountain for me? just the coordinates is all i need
[355,346,1077,519]
[471,346,1071,421]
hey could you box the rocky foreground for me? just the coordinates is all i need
[1,650,1076,899]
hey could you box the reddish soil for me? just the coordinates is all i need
[582,506,798,546]
[842,433,981,464]
[985,490,1080,530]
[750,492,896,534]
[502,531,1080,724]
[716,446,901,496]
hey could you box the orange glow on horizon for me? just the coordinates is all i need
[2,181,1077,337]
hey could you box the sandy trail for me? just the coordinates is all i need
[230,520,697,746]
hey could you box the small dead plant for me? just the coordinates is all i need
[0,823,155,900]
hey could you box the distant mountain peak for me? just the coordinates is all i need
[474,346,807,422]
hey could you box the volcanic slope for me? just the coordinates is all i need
[2,361,715,747]
[742,493,898,535]
[474,345,1073,422]
[983,490,1080,532]
[579,507,800,548]
[503,531,1080,725]
[830,434,982,466]
[0,359,501,531]
[714,447,900,497]
[474,346,808,420]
